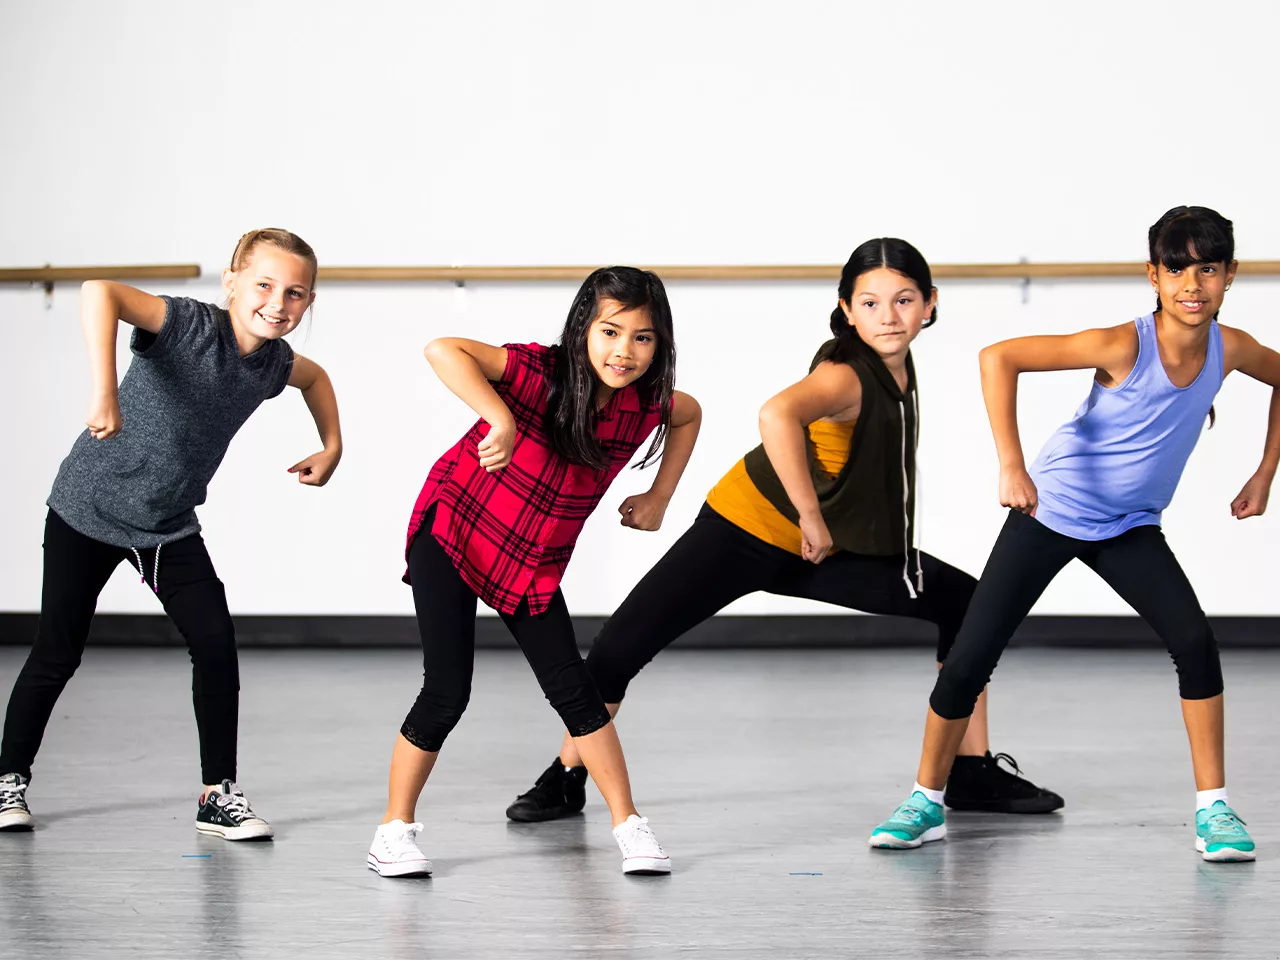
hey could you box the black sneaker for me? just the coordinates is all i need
[0,772,34,831]
[195,780,274,840]
[505,758,588,822]
[944,751,1064,814]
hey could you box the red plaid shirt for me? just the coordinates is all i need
[405,343,665,615]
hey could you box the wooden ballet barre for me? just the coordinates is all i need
[0,265,202,283]
[317,261,1280,283]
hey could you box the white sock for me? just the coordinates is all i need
[1196,787,1228,812]
[913,781,945,804]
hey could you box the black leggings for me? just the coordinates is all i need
[931,509,1223,720]
[584,503,978,703]
[401,522,612,753]
[0,509,240,784]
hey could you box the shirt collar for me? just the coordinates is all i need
[596,384,642,423]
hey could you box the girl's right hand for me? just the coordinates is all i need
[799,512,833,564]
[86,393,122,440]
[1000,466,1038,515]
[477,418,516,472]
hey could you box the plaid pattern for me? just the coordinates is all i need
[405,343,664,615]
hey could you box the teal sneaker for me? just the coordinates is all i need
[1195,801,1256,863]
[869,792,947,849]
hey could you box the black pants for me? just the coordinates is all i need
[931,509,1223,720]
[0,510,240,784]
[584,504,978,703]
[401,522,612,753]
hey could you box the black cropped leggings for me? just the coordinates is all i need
[930,509,1223,720]
[584,503,978,703]
[401,520,612,753]
[0,509,240,785]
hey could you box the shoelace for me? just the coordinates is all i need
[517,774,554,800]
[1205,809,1248,833]
[991,752,1024,777]
[519,764,572,799]
[894,802,928,825]
[214,789,256,822]
[389,822,425,853]
[0,778,27,809]
[616,817,665,857]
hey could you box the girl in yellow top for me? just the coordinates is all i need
[506,239,1063,822]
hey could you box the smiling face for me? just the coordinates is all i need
[838,266,936,363]
[585,298,658,400]
[222,244,316,347]
[1147,252,1237,327]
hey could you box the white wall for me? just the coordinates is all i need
[3,1,1279,617]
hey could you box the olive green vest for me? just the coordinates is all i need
[742,338,917,557]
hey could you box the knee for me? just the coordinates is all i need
[540,661,611,737]
[403,684,472,752]
[583,636,641,704]
[1168,622,1223,700]
[20,646,82,685]
[188,630,240,693]
[929,658,985,721]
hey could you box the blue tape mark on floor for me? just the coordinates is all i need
[789,871,822,876]
[181,854,212,859]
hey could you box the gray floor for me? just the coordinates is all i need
[0,646,1276,960]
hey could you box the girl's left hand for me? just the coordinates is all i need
[619,492,670,531]
[1231,470,1273,519]
[288,447,342,487]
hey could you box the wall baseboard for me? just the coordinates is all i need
[1,613,1277,649]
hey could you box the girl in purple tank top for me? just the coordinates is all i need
[870,206,1280,863]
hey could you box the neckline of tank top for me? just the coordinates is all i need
[1106,312,1219,395]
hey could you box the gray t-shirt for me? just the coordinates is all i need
[47,296,295,548]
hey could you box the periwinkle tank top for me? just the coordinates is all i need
[1029,312,1224,541]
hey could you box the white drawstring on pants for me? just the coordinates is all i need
[130,543,162,595]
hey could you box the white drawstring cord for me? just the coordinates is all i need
[912,390,923,593]
[900,397,918,599]
[129,544,162,594]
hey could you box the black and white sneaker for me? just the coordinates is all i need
[944,751,1064,814]
[0,773,34,831]
[195,781,274,840]
[505,757,588,823]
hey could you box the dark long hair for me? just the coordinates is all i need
[545,266,676,471]
[1148,205,1232,429]
[818,238,937,365]
[1148,205,1234,314]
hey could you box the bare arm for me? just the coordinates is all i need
[79,280,167,440]
[1222,326,1280,517]
[285,354,343,486]
[423,338,514,472]
[758,361,862,562]
[979,325,1137,512]
[619,391,702,531]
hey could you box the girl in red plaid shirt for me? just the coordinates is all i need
[367,267,701,878]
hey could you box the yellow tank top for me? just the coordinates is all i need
[705,419,855,556]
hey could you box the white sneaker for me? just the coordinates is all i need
[368,820,433,877]
[0,773,34,831]
[612,815,671,874]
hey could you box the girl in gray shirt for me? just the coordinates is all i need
[0,228,343,841]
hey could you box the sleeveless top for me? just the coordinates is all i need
[705,419,856,556]
[1030,312,1224,541]
[740,337,923,594]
